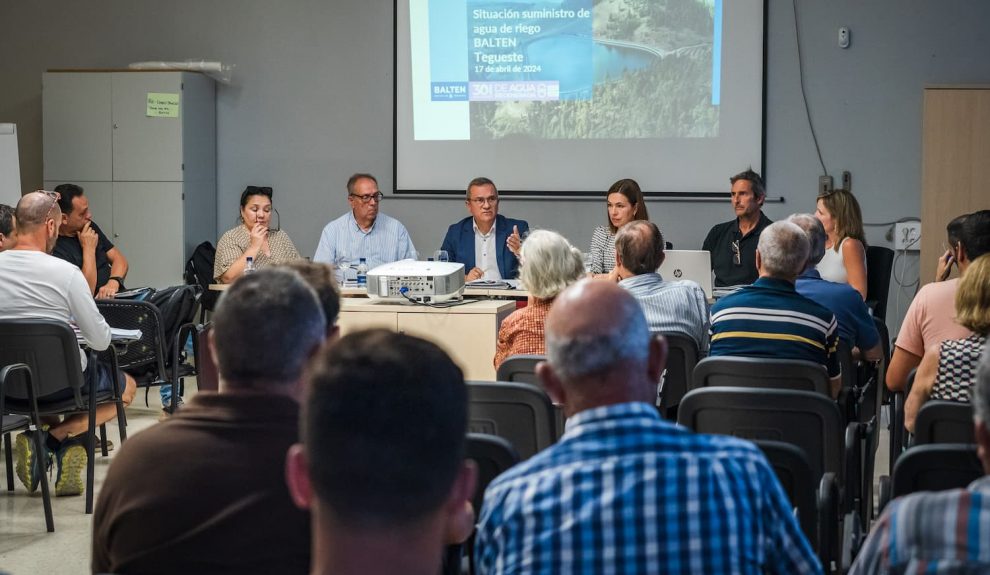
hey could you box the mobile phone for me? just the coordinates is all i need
[939,253,955,281]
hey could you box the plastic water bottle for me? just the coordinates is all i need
[356,258,368,287]
[244,256,256,275]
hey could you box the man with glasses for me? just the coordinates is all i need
[702,168,773,289]
[52,183,129,298]
[313,173,416,279]
[440,177,529,281]
[0,191,136,497]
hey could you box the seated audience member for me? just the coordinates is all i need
[0,191,136,497]
[906,254,990,432]
[313,173,416,281]
[440,177,529,281]
[277,260,342,338]
[285,330,476,575]
[710,221,841,395]
[887,210,990,392]
[814,188,868,299]
[851,343,990,574]
[703,168,773,288]
[614,220,710,352]
[494,230,584,367]
[475,280,821,574]
[588,178,649,278]
[789,214,882,360]
[0,203,17,251]
[92,269,326,574]
[51,183,128,298]
[214,185,302,283]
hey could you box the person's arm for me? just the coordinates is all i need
[97,247,128,298]
[886,345,922,392]
[312,225,335,264]
[67,269,111,351]
[841,238,868,300]
[78,222,100,295]
[399,225,417,260]
[860,342,883,362]
[904,347,939,433]
[587,227,606,274]
[935,248,955,282]
[279,231,302,262]
[216,227,266,283]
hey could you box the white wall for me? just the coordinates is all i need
[3,0,990,330]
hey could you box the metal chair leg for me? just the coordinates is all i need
[32,428,54,532]
[99,424,108,457]
[4,433,13,491]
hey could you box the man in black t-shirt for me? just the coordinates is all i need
[702,169,773,288]
[52,183,129,298]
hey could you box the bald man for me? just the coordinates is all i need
[0,191,136,497]
[474,280,821,574]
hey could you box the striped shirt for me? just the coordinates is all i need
[312,211,417,279]
[849,476,990,574]
[587,226,616,274]
[475,402,822,575]
[619,272,711,352]
[709,277,840,377]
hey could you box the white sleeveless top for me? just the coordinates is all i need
[817,237,850,283]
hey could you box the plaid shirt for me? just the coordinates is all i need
[475,402,821,574]
[494,298,553,368]
[850,476,990,574]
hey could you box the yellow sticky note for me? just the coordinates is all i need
[146,92,180,118]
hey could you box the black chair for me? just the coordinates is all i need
[658,333,699,420]
[496,354,565,436]
[865,246,894,321]
[889,368,915,472]
[914,401,975,445]
[467,381,558,460]
[875,444,984,515]
[1,363,54,532]
[679,387,863,569]
[691,356,831,396]
[0,319,128,514]
[495,354,543,385]
[753,440,828,562]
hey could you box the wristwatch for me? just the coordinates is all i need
[109,276,126,289]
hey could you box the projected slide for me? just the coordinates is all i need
[411,0,720,141]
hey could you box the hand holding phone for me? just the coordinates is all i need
[937,249,955,282]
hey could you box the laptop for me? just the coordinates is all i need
[657,250,713,299]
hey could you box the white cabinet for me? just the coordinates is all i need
[43,71,216,289]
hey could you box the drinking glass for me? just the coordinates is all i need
[337,260,351,287]
[434,250,449,263]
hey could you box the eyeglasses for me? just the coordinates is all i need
[349,192,384,204]
[43,190,61,222]
[244,186,273,197]
[731,239,741,266]
[468,196,499,206]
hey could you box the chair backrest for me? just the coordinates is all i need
[892,443,983,499]
[678,387,845,482]
[866,246,894,321]
[0,319,85,405]
[96,299,167,381]
[467,381,558,460]
[835,340,856,392]
[659,332,699,417]
[185,241,219,311]
[691,356,831,396]
[914,401,976,445]
[465,433,520,512]
[496,354,544,385]
[753,440,819,551]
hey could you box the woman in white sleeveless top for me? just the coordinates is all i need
[815,188,868,299]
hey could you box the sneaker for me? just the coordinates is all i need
[95,437,115,452]
[14,430,52,493]
[54,436,88,497]
[159,396,185,422]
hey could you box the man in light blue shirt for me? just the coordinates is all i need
[313,173,416,278]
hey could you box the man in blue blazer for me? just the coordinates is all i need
[440,177,529,281]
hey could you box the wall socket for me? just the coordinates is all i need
[819,175,833,195]
[894,221,921,251]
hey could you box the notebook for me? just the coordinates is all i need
[657,250,714,299]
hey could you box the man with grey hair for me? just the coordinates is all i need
[613,220,710,353]
[789,213,882,361]
[850,342,990,574]
[93,268,326,574]
[710,220,842,394]
[475,280,821,574]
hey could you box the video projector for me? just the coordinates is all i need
[366,260,465,303]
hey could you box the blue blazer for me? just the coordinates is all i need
[440,215,529,279]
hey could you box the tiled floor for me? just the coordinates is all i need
[0,391,187,575]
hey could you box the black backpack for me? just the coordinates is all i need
[185,241,219,314]
[148,285,201,363]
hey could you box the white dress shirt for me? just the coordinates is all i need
[474,221,502,280]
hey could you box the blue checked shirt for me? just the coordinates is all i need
[312,210,417,279]
[475,402,821,574]
[850,476,990,574]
